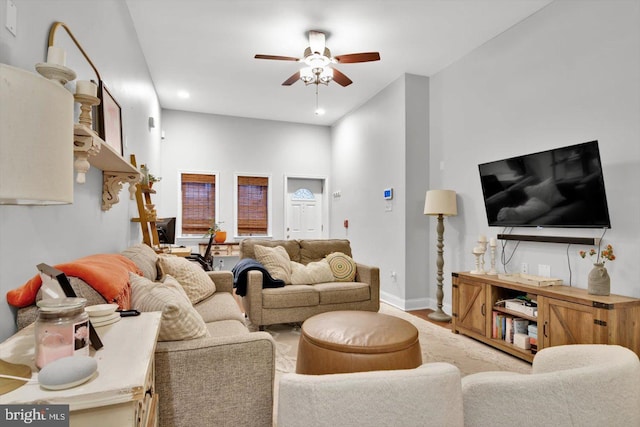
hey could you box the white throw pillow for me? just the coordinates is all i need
[290,259,335,285]
[157,255,216,304]
[129,273,210,342]
[326,252,357,282]
[253,245,292,284]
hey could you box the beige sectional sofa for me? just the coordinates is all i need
[238,239,380,329]
[15,244,275,427]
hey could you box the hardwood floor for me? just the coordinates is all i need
[407,309,452,330]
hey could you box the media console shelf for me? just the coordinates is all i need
[451,272,640,363]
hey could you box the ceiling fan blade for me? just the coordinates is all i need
[255,54,300,62]
[308,30,326,55]
[332,68,353,87]
[282,71,301,86]
[334,52,381,64]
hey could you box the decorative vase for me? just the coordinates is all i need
[588,263,610,296]
[214,231,227,243]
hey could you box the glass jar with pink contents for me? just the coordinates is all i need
[35,297,90,369]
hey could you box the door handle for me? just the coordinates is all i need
[481,303,486,316]
[543,321,548,338]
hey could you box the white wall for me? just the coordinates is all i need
[0,0,160,341]
[430,0,640,299]
[159,110,331,244]
[331,74,430,309]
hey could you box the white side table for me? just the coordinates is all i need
[0,312,161,427]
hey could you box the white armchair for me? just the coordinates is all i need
[462,344,640,427]
[277,362,463,427]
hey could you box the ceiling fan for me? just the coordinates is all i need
[254,30,380,87]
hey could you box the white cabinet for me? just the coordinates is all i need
[0,312,161,426]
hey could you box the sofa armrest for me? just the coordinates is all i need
[154,331,275,427]
[206,270,234,293]
[244,270,265,326]
[356,263,380,309]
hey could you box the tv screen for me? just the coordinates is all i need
[478,141,611,228]
[156,217,176,244]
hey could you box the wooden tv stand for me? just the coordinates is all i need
[451,272,640,363]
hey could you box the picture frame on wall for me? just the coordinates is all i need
[93,80,123,156]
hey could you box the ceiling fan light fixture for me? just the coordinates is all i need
[304,53,330,68]
[319,67,333,84]
[300,67,314,84]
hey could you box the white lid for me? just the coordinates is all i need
[36,297,87,312]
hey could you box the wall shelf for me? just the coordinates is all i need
[73,124,139,211]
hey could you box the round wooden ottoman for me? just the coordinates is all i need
[295,311,422,375]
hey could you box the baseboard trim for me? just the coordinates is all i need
[380,290,451,314]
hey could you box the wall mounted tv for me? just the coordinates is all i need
[478,140,611,228]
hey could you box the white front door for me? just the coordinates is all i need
[286,179,323,240]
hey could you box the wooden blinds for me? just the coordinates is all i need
[237,176,268,236]
[181,173,215,235]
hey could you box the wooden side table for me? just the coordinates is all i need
[0,312,161,427]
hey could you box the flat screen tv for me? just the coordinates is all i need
[478,140,611,228]
[156,217,176,244]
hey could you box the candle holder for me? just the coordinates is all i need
[488,241,498,275]
[74,93,100,128]
[470,239,487,275]
[72,94,101,184]
[35,62,77,85]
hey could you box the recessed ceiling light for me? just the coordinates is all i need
[177,90,190,99]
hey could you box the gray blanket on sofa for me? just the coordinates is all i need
[232,258,285,296]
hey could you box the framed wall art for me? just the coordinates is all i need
[94,80,123,156]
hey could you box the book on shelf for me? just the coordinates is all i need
[505,317,513,344]
[491,311,535,345]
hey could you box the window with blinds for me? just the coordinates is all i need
[181,173,215,235]
[237,175,269,236]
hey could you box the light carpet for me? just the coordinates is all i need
[259,303,532,378]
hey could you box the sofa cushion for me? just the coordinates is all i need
[240,239,301,263]
[262,285,319,309]
[157,255,216,304]
[195,292,246,323]
[121,244,159,281]
[254,245,293,284]
[314,282,371,305]
[299,239,352,264]
[130,273,210,341]
[205,319,250,338]
[290,259,334,285]
[326,252,357,282]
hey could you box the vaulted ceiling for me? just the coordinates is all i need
[126,0,553,126]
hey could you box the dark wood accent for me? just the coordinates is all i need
[497,234,600,245]
[408,309,452,330]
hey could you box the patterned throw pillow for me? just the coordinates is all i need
[253,245,293,284]
[157,255,216,304]
[290,259,334,285]
[326,252,357,282]
[121,244,159,281]
[129,273,210,341]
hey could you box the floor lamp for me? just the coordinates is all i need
[424,190,458,322]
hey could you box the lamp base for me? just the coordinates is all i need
[427,309,452,323]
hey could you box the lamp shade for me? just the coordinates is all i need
[424,190,457,216]
[0,64,74,204]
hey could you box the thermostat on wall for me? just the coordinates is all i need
[383,188,393,200]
